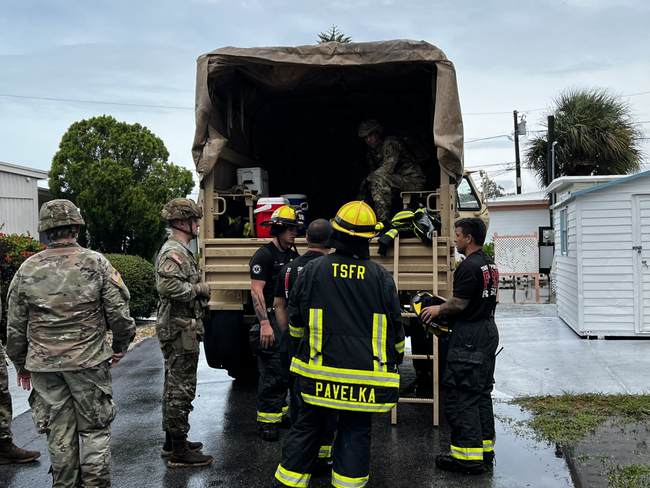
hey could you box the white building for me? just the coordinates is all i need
[0,161,49,238]
[548,171,650,337]
[486,191,550,242]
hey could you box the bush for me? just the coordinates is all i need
[0,233,45,341]
[105,254,157,319]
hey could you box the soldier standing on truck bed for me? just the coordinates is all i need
[421,217,500,474]
[358,119,427,223]
[273,219,336,470]
[274,201,405,488]
[156,198,213,468]
[249,205,300,441]
[6,199,135,486]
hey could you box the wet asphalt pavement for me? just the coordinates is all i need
[1,333,573,488]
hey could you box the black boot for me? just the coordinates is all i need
[167,437,213,468]
[161,431,204,457]
[258,423,279,442]
[435,454,485,475]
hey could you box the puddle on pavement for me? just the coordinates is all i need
[490,401,574,487]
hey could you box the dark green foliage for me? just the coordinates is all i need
[482,242,494,258]
[105,253,157,319]
[0,232,45,340]
[526,89,642,186]
[49,115,194,259]
[318,25,351,43]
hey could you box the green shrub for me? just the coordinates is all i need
[483,242,495,258]
[105,254,157,319]
[0,233,45,341]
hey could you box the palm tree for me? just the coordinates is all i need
[317,25,351,44]
[526,89,643,185]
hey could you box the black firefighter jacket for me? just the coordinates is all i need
[288,251,405,413]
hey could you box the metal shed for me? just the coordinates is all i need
[0,161,49,238]
[549,171,650,337]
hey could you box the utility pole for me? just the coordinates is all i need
[513,110,522,194]
[546,115,556,226]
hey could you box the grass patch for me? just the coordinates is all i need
[513,393,650,445]
[608,464,650,488]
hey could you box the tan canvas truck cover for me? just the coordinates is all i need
[192,39,464,180]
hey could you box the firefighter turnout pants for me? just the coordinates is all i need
[443,318,499,468]
[251,324,290,426]
[275,400,371,488]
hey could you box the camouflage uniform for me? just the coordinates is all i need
[6,199,135,487]
[366,136,426,222]
[0,335,11,442]
[155,237,207,440]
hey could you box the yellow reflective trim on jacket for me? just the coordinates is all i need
[302,393,395,413]
[395,339,405,354]
[257,411,283,423]
[275,464,311,488]
[318,445,332,459]
[332,469,369,488]
[290,357,399,388]
[309,308,323,366]
[282,405,289,415]
[450,445,484,461]
[372,313,388,372]
[289,324,304,339]
[482,439,495,452]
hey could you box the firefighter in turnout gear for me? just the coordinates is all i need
[273,219,337,472]
[421,218,500,474]
[249,205,300,441]
[156,198,213,468]
[274,201,405,488]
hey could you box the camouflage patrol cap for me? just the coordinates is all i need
[161,198,203,221]
[358,119,383,138]
[38,199,85,232]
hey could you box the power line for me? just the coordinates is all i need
[0,93,194,111]
[466,134,512,144]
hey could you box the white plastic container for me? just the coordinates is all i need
[237,167,269,196]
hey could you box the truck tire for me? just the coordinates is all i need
[203,310,257,381]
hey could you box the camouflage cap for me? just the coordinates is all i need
[161,198,203,221]
[38,199,85,232]
[358,119,383,138]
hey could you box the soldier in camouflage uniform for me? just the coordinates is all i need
[5,199,135,487]
[358,119,426,222]
[156,198,213,468]
[0,295,41,464]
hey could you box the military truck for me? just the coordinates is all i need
[192,40,488,379]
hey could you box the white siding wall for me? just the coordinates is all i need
[579,180,643,335]
[0,171,40,237]
[486,207,550,242]
[554,202,579,331]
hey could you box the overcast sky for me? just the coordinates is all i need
[1,0,649,195]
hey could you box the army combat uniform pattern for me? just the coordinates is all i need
[155,238,206,439]
[275,251,405,488]
[366,136,425,222]
[0,319,11,442]
[6,242,135,488]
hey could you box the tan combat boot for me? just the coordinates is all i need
[167,437,213,468]
[0,438,41,464]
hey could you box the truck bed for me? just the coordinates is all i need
[202,237,452,310]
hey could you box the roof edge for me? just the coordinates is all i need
[0,161,49,179]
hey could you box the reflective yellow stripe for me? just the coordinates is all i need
[309,308,323,366]
[289,324,304,338]
[282,405,289,415]
[372,313,388,372]
[450,444,483,461]
[395,339,405,354]
[275,464,311,488]
[318,444,332,459]
[290,357,400,388]
[483,439,495,452]
[257,411,283,423]
[332,470,369,488]
[302,393,395,413]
